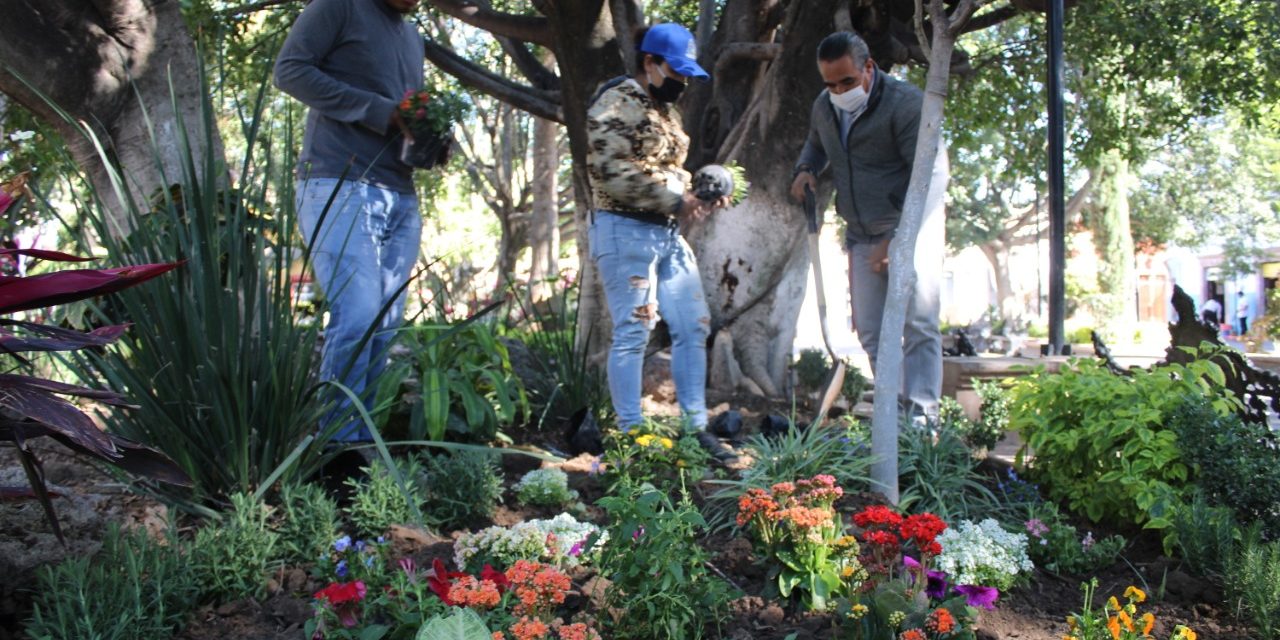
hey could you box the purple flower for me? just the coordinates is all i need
[568,541,584,557]
[955,584,999,610]
[589,457,601,476]
[902,556,948,599]
[354,540,367,553]
[336,560,348,578]
[333,535,352,553]
[632,525,645,542]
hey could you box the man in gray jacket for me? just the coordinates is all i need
[274,0,425,442]
[790,31,948,418]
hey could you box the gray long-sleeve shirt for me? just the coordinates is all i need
[274,0,424,193]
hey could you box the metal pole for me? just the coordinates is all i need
[1046,0,1066,354]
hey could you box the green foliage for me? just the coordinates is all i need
[346,456,425,538]
[602,420,709,493]
[1024,502,1127,576]
[898,425,999,523]
[421,451,504,530]
[399,323,527,443]
[593,479,731,640]
[1169,491,1238,577]
[192,492,280,602]
[841,363,870,404]
[973,379,1011,447]
[1063,579,1197,640]
[1008,357,1238,525]
[513,467,578,507]
[1226,527,1280,640]
[1166,395,1280,539]
[62,81,331,507]
[26,525,200,640]
[936,395,1003,453]
[794,350,868,403]
[274,482,342,566]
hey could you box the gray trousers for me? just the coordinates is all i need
[847,199,945,418]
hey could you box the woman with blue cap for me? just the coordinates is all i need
[585,23,737,463]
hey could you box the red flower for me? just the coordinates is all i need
[428,558,468,605]
[314,581,367,627]
[853,505,903,529]
[900,513,947,555]
[481,563,510,592]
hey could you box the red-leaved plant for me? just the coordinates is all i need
[0,180,188,539]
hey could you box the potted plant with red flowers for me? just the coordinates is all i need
[397,86,468,169]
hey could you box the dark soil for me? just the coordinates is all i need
[0,389,1261,640]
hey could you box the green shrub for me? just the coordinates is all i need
[841,363,869,403]
[602,419,709,493]
[1169,491,1239,577]
[972,379,1011,449]
[345,456,425,538]
[593,479,732,639]
[899,424,999,522]
[192,492,280,601]
[1166,396,1280,539]
[274,482,341,565]
[1009,357,1238,525]
[793,348,830,392]
[421,450,504,530]
[514,467,578,507]
[26,526,200,640]
[1226,527,1280,639]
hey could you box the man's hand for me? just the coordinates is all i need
[869,236,891,274]
[391,110,414,144]
[677,191,713,222]
[790,171,817,203]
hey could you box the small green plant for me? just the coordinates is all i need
[514,467,578,507]
[972,379,1011,450]
[1169,491,1238,577]
[1226,527,1280,639]
[899,425,999,522]
[1063,579,1198,640]
[422,450,504,530]
[275,482,342,566]
[345,456,424,538]
[1023,502,1126,576]
[192,492,281,601]
[841,361,869,403]
[593,478,732,639]
[602,419,709,492]
[1009,356,1240,525]
[26,525,200,640]
[792,348,831,392]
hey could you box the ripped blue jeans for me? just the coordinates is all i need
[297,178,421,441]
[589,211,711,430]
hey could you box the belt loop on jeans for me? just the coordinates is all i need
[603,208,676,228]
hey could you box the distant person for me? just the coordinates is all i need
[789,31,948,419]
[584,23,735,463]
[1237,291,1250,336]
[1202,296,1222,328]
[274,0,428,444]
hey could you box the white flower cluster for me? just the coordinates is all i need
[934,518,1034,590]
[454,513,606,572]
[514,467,578,506]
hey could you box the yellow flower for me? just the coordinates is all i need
[1173,626,1197,640]
[634,434,655,447]
[1066,615,1077,630]
[676,460,687,467]
[841,565,855,578]
[659,437,674,449]
[1107,596,1121,611]
[1141,613,1154,635]
[1125,585,1147,603]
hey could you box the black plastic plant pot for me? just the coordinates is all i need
[400,129,452,169]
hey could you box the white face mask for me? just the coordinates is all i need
[829,84,869,113]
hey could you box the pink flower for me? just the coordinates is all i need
[415,108,427,120]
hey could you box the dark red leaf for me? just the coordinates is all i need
[0,379,116,458]
[0,373,133,406]
[0,262,182,314]
[0,486,64,500]
[0,322,129,354]
[0,248,93,263]
[1,421,190,486]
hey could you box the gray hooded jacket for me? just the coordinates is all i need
[794,69,948,245]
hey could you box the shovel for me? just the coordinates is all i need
[803,184,847,425]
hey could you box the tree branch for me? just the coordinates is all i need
[914,0,932,61]
[961,4,1019,34]
[423,38,563,123]
[496,36,560,91]
[947,0,980,37]
[215,0,296,17]
[610,0,642,77]
[713,43,782,75]
[424,0,553,47]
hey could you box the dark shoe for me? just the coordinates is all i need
[696,430,740,465]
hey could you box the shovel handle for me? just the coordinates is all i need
[803,184,818,234]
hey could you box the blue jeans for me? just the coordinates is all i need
[589,211,711,430]
[297,178,421,441]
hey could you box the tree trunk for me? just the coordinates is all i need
[870,0,974,505]
[529,115,560,300]
[980,241,1016,319]
[0,0,223,232]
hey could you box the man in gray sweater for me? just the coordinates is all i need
[274,0,425,442]
[790,31,948,419]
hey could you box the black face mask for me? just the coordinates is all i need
[648,66,686,103]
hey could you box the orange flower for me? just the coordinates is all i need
[493,633,506,640]
[511,616,550,640]
[1141,612,1155,635]
[900,629,927,640]
[450,576,502,609]
[1118,610,1135,632]
[1124,586,1147,603]
[1106,616,1121,640]
[926,608,956,634]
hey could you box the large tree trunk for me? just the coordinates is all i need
[980,241,1016,319]
[0,0,223,231]
[528,115,560,300]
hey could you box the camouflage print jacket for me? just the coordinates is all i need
[586,79,690,215]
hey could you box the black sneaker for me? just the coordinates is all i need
[696,430,740,465]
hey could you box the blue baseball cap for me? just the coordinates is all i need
[640,23,709,80]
